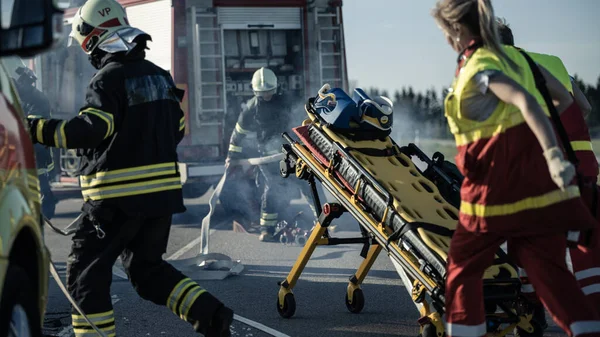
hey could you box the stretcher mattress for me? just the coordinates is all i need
[293,114,518,283]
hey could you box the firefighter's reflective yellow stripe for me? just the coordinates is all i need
[53,121,67,148]
[179,116,185,131]
[571,141,593,152]
[260,212,278,226]
[36,119,45,144]
[81,107,115,139]
[235,123,255,135]
[229,144,242,153]
[460,186,580,217]
[72,310,116,337]
[80,162,177,188]
[81,177,181,201]
[167,278,206,319]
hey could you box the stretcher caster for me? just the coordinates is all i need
[345,287,365,313]
[277,292,296,318]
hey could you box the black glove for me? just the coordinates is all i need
[26,116,41,144]
[194,305,234,337]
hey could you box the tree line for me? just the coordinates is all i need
[356,74,600,140]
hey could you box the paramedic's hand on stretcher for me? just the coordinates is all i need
[543,146,575,191]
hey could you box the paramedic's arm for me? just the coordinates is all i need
[571,77,592,118]
[488,73,559,151]
[28,75,118,149]
[537,64,574,114]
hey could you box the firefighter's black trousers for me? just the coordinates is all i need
[66,205,224,336]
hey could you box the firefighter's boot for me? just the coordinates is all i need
[193,305,234,337]
[515,302,548,337]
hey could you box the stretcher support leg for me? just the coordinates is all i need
[345,243,382,313]
[277,203,345,318]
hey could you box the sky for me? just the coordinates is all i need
[342,0,600,96]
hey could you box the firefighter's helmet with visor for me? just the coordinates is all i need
[251,67,278,99]
[69,0,150,55]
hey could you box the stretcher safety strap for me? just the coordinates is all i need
[460,185,580,217]
[72,310,116,337]
[445,322,487,337]
[53,121,67,148]
[570,321,600,336]
[80,162,181,200]
[167,278,206,321]
[571,140,593,152]
[179,116,186,131]
[80,107,115,139]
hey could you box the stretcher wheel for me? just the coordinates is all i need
[295,234,307,246]
[277,293,296,318]
[345,288,365,313]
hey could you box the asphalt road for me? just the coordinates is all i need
[41,190,569,337]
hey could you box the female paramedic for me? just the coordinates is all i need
[430,1,600,337]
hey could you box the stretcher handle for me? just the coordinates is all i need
[403,143,461,192]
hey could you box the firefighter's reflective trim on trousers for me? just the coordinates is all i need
[571,321,600,337]
[53,121,67,148]
[79,162,181,201]
[229,144,242,153]
[446,322,486,337]
[179,116,185,131]
[571,140,594,152]
[37,161,54,176]
[260,213,278,227]
[80,107,115,139]
[166,278,207,321]
[72,310,116,337]
[460,186,580,217]
[576,268,600,295]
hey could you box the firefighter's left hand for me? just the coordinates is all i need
[25,116,41,144]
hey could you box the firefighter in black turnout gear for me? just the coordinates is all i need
[5,56,58,219]
[225,67,296,242]
[25,1,233,336]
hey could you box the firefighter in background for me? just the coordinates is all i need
[5,56,58,219]
[25,0,233,336]
[431,0,600,336]
[225,67,296,242]
[496,18,600,337]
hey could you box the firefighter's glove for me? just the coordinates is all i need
[195,305,234,337]
[543,146,575,191]
[26,116,43,144]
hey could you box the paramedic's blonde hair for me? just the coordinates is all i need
[432,0,519,72]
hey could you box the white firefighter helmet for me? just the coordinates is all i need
[251,67,278,97]
[69,0,150,54]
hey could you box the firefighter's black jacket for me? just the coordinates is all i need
[16,82,54,176]
[227,93,292,160]
[28,48,186,217]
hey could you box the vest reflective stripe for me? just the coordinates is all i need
[81,177,181,200]
[80,107,115,139]
[53,120,67,148]
[527,51,573,93]
[571,140,594,152]
[229,144,242,152]
[460,185,580,217]
[79,162,177,188]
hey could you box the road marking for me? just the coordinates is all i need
[234,314,291,337]
[55,295,120,336]
[166,229,215,260]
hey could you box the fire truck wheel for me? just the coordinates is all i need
[0,265,41,337]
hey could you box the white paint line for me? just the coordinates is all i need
[55,295,120,336]
[167,229,215,260]
[234,314,291,337]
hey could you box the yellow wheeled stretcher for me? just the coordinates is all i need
[276,91,536,337]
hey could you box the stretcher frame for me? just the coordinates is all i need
[275,98,535,337]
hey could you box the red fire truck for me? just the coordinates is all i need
[39,0,348,198]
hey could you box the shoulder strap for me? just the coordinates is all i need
[517,50,579,170]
